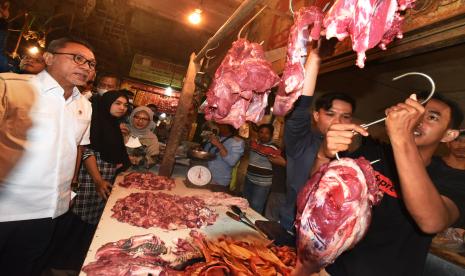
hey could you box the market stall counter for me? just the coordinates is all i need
[79,172,293,275]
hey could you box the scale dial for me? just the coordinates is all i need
[186,165,212,186]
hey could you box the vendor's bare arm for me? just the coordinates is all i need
[387,97,459,233]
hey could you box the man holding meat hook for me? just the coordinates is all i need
[291,40,464,276]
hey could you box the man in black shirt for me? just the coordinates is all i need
[290,46,464,276]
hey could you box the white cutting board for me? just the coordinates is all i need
[79,174,266,275]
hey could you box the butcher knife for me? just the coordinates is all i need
[230,205,269,239]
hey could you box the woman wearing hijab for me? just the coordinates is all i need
[122,106,160,168]
[45,90,130,271]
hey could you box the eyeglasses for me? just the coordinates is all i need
[134,115,150,122]
[51,52,97,70]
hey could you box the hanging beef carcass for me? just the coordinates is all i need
[272,6,324,116]
[324,0,417,68]
[295,157,383,269]
[205,39,279,128]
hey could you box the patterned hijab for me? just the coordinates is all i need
[128,106,157,139]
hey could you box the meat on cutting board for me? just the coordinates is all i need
[111,192,218,230]
[205,38,279,128]
[82,234,169,276]
[295,157,383,268]
[119,172,176,191]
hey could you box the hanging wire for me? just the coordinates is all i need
[237,5,268,40]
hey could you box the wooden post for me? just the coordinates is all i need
[159,53,199,176]
[194,0,263,63]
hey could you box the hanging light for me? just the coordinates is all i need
[188,8,202,25]
[28,46,40,55]
[165,86,173,96]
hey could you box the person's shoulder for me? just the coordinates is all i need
[0,72,34,82]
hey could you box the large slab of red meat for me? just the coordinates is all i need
[119,172,175,191]
[324,0,416,68]
[273,6,324,116]
[295,157,383,268]
[204,38,280,128]
[82,234,170,276]
[111,192,218,230]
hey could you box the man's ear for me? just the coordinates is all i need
[313,111,319,123]
[43,52,54,66]
[441,129,459,143]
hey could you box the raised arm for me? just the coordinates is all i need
[386,95,459,233]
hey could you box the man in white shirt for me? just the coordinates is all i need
[0,36,95,275]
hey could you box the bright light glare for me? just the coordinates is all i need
[159,113,167,119]
[165,86,173,96]
[28,46,40,55]
[188,9,202,25]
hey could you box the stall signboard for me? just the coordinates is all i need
[129,54,186,89]
[121,79,180,114]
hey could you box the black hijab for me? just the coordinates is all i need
[89,90,129,164]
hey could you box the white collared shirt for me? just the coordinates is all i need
[0,71,91,221]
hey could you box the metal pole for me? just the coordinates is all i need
[194,0,263,63]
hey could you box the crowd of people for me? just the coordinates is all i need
[0,32,463,276]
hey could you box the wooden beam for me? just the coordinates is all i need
[159,53,199,177]
[194,0,263,63]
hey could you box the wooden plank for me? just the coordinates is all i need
[159,53,199,176]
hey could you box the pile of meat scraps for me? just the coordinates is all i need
[81,234,170,276]
[273,0,416,116]
[204,38,280,128]
[119,172,176,191]
[82,232,204,276]
[111,192,218,229]
[295,157,383,269]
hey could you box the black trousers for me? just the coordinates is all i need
[0,217,56,276]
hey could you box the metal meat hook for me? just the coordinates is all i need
[238,5,267,40]
[360,72,436,129]
[335,72,436,164]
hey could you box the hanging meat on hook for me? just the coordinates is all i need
[273,6,324,116]
[323,0,417,68]
[295,157,383,269]
[204,39,280,128]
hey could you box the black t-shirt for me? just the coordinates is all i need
[326,138,463,276]
[428,156,465,228]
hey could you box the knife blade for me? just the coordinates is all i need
[226,211,256,230]
[230,205,270,239]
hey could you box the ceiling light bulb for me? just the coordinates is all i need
[28,46,40,55]
[188,9,202,25]
[165,86,173,96]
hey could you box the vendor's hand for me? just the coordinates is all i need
[209,135,221,147]
[307,37,338,62]
[324,123,369,158]
[268,154,286,166]
[120,123,129,136]
[385,94,424,143]
[95,179,112,200]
